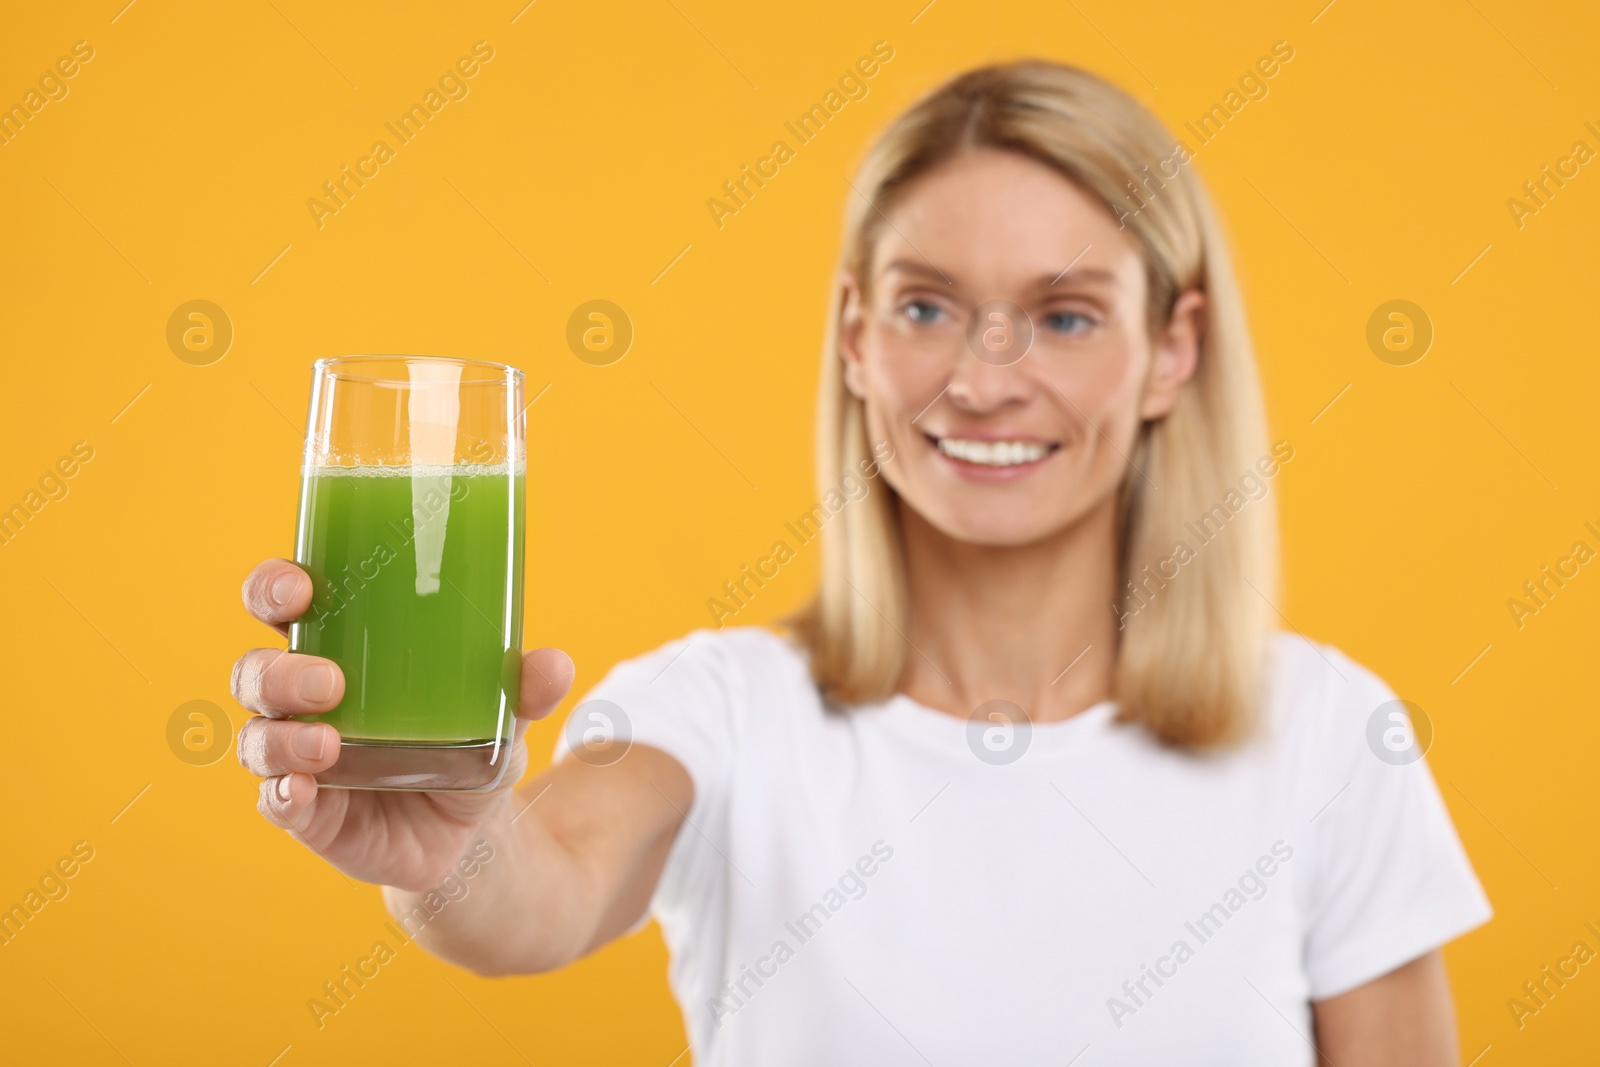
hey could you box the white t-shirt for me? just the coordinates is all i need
[553,628,1491,1066]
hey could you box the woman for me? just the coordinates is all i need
[233,61,1490,1064]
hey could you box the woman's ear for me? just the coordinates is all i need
[1140,289,1205,420]
[839,272,867,399]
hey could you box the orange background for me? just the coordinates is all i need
[1,0,1596,1062]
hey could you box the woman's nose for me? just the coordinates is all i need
[944,303,1036,412]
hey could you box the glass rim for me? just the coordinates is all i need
[313,354,524,385]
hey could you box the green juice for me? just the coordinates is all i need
[289,464,524,745]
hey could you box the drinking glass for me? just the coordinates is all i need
[289,356,525,790]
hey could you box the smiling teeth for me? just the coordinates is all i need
[937,438,1051,466]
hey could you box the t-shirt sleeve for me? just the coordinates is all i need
[1296,645,1493,1000]
[550,627,746,839]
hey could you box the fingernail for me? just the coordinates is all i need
[277,775,293,802]
[292,725,328,761]
[296,663,337,703]
[269,571,299,607]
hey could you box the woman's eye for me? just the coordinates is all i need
[901,300,945,325]
[1043,310,1094,335]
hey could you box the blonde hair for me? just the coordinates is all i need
[785,60,1274,749]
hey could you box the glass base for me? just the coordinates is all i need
[314,738,513,791]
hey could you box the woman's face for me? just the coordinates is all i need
[841,149,1203,547]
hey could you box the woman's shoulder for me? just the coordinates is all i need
[592,624,813,701]
[1259,630,1406,760]
[613,623,808,667]
[1265,630,1392,697]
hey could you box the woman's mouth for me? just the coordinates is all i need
[925,434,1061,479]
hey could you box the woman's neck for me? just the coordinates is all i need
[897,495,1121,724]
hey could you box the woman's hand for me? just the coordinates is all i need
[231,558,575,892]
